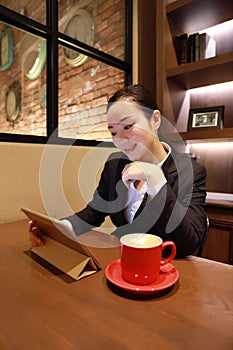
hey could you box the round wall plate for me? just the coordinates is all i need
[63,9,94,67]
[6,87,21,122]
[0,24,14,71]
[20,34,46,80]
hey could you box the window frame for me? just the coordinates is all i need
[0,0,132,146]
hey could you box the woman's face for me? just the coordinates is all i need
[107,101,160,162]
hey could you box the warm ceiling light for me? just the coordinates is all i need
[199,19,233,36]
[190,81,233,94]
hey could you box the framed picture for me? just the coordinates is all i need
[188,106,224,131]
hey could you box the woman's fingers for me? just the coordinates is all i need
[28,221,44,246]
[122,162,146,187]
[122,161,165,188]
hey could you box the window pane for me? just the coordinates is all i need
[0,22,47,136]
[0,0,46,24]
[58,44,125,141]
[59,0,125,61]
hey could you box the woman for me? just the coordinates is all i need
[29,84,207,257]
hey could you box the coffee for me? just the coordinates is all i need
[122,234,161,248]
[120,233,176,285]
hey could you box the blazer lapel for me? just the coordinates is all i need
[162,152,177,188]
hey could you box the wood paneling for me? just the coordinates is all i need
[204,202,233,264]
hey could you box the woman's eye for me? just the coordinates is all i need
[124,124,133,130]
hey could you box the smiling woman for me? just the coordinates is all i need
[28,84,208,259]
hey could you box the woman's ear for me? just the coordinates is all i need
[152,110,161,130]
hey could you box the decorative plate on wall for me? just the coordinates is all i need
[20,34,46,80]
[5,86,21,122]
[0,24,14,71]
[63,9,94,67]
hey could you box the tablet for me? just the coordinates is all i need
[21,207,101,269]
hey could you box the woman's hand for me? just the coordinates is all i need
[28,221,45,246]
[122,161,165,189]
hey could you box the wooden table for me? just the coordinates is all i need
[0,220,232,350]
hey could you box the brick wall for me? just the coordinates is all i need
[0,0,126,140]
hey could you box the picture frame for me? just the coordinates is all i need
[188,106,224,131]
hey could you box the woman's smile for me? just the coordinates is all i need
[123,144,137,154]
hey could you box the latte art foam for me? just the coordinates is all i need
[122,234,161,248]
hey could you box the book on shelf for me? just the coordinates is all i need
[177,32,216,65]
[188,33,199,62]
[177,33,188,64]
[199,33,216,60]
[194,33,200,61]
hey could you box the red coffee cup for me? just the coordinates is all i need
[120,233,176,285]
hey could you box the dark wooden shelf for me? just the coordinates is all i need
[166,52,233,89]
[155,0,233,210]
[178,128,233,141]
[167,0,233,33]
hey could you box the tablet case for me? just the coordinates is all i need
[21,207,101,280]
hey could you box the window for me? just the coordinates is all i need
[0,0,132,144]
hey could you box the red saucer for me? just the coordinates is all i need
[105,259,179,295]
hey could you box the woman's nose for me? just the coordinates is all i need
[116,128,128,139]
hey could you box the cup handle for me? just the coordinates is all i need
[160,241,176,265]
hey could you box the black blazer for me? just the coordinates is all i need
[66,149,207,258]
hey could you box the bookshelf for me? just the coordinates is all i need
[153,0,233,263]
[155,0,233,142]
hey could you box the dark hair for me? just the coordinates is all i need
[107,84,158,112]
